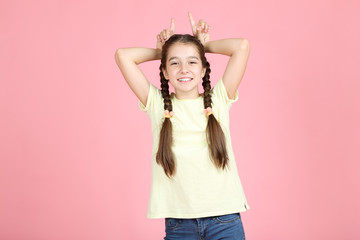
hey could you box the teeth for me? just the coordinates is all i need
[178,78,192,82]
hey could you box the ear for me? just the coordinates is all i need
[201,67,206,78]
[162,67,169,80]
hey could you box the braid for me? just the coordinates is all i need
[156,64,175,178]
[202,61,229,170]
[202,61,212,109]
[159,64,172,111]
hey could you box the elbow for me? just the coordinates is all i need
[230,39,250,56]
[239,38,250,52]
[115,48,130,65]
[115,48,121,61]
[115,48,140,65]
[115,48,125,59]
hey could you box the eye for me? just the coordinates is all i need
[189,61,197,64]
[170,62,178,65]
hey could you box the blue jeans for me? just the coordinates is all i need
[164,212,245,240]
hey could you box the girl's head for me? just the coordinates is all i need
[161,34,206,69]
[157,34,229,178]
[160,34,208,99]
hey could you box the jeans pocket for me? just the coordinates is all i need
[165,218,182,230]
[214,213,240,223]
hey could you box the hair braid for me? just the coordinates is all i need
[159,64,173,112]
[202,61,212,108]
[202,61,229,170]
[156,64,175,178]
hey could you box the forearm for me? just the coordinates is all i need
[204,38,250,56]
[115,47,161,65]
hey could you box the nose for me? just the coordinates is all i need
[180,64,188,74]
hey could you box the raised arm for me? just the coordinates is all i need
[188,12,250,100]
[114,19,175,106]
[115,47,160,106]
[205,38,250,100]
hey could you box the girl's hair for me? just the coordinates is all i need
[156,34,229,178]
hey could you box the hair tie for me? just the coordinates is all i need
[164,110,174,118]
[204,107,213,117]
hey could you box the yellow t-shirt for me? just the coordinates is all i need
[139,78,250,219]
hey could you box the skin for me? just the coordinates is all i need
[115,12,250,106]
[162,43,206,100]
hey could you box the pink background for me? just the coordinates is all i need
[1,0,359,239]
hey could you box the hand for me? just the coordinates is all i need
[188,12,210,45]
[156,18,175,50]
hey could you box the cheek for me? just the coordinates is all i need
[164,68,177,79]
[197,67,206,78]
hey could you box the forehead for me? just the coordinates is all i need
[167,43,200,60]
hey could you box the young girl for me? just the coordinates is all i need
[115,12,251,240]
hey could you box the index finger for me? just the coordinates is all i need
[188,12,196,33]
[169,18,175,33]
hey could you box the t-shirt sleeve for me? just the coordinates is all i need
[139,83,163,115]
[211,77,239,107]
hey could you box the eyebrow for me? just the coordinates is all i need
[168,56,199,61]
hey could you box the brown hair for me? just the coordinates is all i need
[156,34,229,178]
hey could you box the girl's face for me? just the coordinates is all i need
[162,43,206,99]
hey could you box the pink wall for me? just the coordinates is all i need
[1,0,359,239]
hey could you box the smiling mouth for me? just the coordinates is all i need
[177,77,193,82]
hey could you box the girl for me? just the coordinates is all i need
[115,12,251,240]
